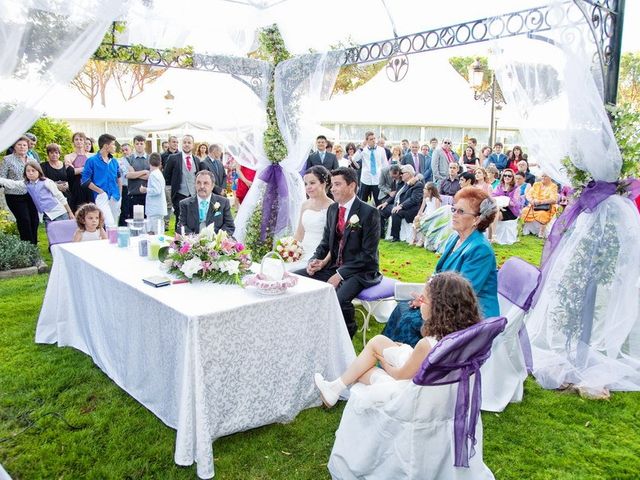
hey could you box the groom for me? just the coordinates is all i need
[295,167,382,338]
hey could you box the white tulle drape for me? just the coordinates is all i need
[491,8,640,393]
[0,0,125,152]
[234,52,342,243]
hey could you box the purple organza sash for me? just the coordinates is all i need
[413,317,507,468]
[258,164,290,241]
[542,180,618,266]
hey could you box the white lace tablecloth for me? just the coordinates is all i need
[35,240,355,479]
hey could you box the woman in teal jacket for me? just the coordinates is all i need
[383,187,499,346]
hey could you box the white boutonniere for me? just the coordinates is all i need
[213,201,222,217]
[348,214,361,229]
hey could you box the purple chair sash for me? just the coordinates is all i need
[46,219,78,246]
[258,164,289,241]
[413,317,507,468]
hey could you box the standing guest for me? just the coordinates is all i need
[126,135,150,219]
[492,168,521,224]
[467,137,478,151]
[65,132,93,212]
[326,140,334,154]
[516,160,536,186]
[200,144,227,196]
[353,131,387,205]
[161,135,179,228]
[343,143,360,171]
[474,167,493,195]
[439,163,461,197]
[164,134,200,223]
[488,142,508,171]
[479,145,493,168]
[195,142,209,162]
[389,145,403,164]
[486,165,501,189]
[377,136,392,160]
[85,137,95,154]
[73,203,107,242]
[235,161,256,205]
[161,141,169,153]
[335,144,348,168]
[403,140,430,181]
[314,272,482,408]
[178,170,234,236]
[295,167,382,338]
[307,135,339,171]
[430,138,456,186]
[25,133,40,161]
[458,171,477,188]
[41,143,74,202]
[81,133,121,227]
[507,145,524,172]
[139,153,167,234]
[0,136,39,243]
[0,160,74,226]
[117,147,130,227]
[521,173,558,238]
[400,139,410,155]
[382,188,499,346]
[461,146,479,173]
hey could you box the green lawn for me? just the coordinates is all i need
[1,231,639,479]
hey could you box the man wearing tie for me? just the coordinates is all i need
[164,134,200,224]
[353,131,387,206]
[306,135,339,171]
[295,167,382,338]
[199,143,227,195]
[402,140,431,182]
[178,170,234,235]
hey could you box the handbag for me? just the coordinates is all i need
[533,203,551,211]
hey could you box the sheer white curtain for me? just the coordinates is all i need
[491,7,640,394]
[0,0,126,152]
[234,51,342,243]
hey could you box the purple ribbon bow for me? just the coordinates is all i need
[542,180,618,266]
[258,164,290,241]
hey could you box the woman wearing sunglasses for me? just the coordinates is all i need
[492,168,521,222]
[383,188,499,347]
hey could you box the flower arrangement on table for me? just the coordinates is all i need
[158,225,252,285]
[275,236,303,263]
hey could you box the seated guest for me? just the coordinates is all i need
[460,146,479,173]
[295,167,382,338]
[520,172,558,238]
[515,171,531,207]
[379,165,424,242]
[486,164,500,189]
[314,272,481,407]
[492,168,521,223]
[73,203,107,242]
[178,170,234,236]
[488,142,508,171]
[516,160,536,186]
[439,162,461,196]
[383,188,499,347]
[458,171,476,188]
[474,167,493,194]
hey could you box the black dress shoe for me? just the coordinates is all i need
[390,237,401,242]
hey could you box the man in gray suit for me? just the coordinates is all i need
[178,170,234,236]
[402,141,430,181]
[306,135,339,171]
[431,138,455,186]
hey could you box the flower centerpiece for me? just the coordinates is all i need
[275,236,303,263]
[158,225,252,285]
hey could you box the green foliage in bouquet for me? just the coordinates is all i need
[244,196,277,260]
[0,232,41,271]
[157,227,251,285]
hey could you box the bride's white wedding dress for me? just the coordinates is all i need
[285,208,328,271]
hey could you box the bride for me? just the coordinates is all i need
[290,166,333,268]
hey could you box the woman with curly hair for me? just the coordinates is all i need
[383,187,499,347]
[314,271,482,407]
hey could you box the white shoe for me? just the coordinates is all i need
[314,373,339,408]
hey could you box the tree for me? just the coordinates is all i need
[449,56,491,91]
[618,51,640,108]
[28,116,74,158]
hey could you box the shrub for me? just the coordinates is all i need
[28,116,74,159]
[0,209,18,236]
[0,232,41,271]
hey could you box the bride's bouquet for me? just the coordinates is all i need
[158,225,252,285]
[275,236,303,263]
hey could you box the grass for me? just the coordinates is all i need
[1,229,639,479]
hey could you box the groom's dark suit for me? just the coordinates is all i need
[295,196,382,338]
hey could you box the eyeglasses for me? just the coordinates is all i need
[444,141,451,145]
[502,174,513,178]
[450,206,478,216]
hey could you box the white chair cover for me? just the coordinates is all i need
[328,380,494,480]
[494,220,518,245]
[385,219,412,241]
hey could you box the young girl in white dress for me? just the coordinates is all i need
[410,182,441,246]
[291,166,333,267]
[73,203,107,242]
[314,272,482,407]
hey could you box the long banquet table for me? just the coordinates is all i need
[35,240,355,478]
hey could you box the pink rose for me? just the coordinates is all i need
[179,243,191,255]
[235,242,245,252]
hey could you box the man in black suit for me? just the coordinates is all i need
[306,135,339,171]
[178,170,234,236]
[164,134,200,224]
[295,167,382,338]
[378,164,424,242]
[199,143,227,196]
[160,135,179,229]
